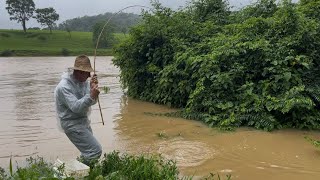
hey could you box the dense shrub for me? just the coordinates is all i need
[113,0,320,131]
[0,49,14,57]
[0,152,227,179]
[0,33,10,38]
[25,33,39,38]
[0,167,8,180]
[61,48,70,56]
[87,151,180,180]
[10,157,56,179]
[37,35,47,41]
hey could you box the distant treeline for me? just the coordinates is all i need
[56,12,141,33]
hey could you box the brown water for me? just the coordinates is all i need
[0,56,320,179]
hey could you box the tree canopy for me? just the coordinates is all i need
[35,7,59,34]
[92,21,116,48]
[5,0,35,33]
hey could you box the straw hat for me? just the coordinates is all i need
[72,55,94,72]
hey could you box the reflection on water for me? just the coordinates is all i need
[0,57,320,180]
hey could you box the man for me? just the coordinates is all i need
[54,55,102,165]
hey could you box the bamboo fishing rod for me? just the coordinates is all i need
[93,5,151,126]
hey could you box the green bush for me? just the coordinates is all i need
[12,157,56,179]
[61,48,70,56]
[38,35,47,41]
[0,167,8,180]
[0,33,10,38]
[26,33,39,38]
[87,151,180,180]
[0,49,14,57]
[1,152,230,180]
[113,0,320,131]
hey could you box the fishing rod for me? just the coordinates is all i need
[93,5,152,125]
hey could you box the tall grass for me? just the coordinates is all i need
[0,151,231,179]
[87,151,179,179]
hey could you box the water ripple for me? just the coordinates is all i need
[158,139,215,167]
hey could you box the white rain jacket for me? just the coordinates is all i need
[54,72,96,133]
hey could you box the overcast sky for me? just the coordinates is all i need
[0,0,253,29]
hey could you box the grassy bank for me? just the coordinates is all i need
[0,151,231,180]
[0,29,124,56]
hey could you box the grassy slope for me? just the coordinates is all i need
[0,29,125,56]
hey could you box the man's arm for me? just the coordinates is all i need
[59,87,94,113]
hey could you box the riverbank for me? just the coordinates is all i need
[0,29,123,56]
[1,57,320,179]
[0,151,190,180]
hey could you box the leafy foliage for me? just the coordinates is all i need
[0,33,10,38]
[5,0,35,33]
[61,48,70,56]
[92,21,116,48]
[0,49,14,57]
[86,151,179,180]
[230,0,278,23]
[12,156,56,179]
[35,7,59,34]
[188,0,230,24]
[0,153,229,179]
[114,0,320,131]
[0,167,8,180]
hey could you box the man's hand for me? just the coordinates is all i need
[90,74,100,100]
[90,74,98,86]
[90,84,100,100]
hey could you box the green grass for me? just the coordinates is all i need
[0,29,125,56]
[0,152,231,179]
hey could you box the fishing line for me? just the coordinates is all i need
[93,5,152,125]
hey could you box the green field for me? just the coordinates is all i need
[0,29,125,56]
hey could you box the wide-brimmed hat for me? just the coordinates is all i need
[71,55,94,72]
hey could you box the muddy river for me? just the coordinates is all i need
[0,56,320,179]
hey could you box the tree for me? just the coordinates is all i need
[35,7,59,34]
[121,27,127,36]
[92,21,116,48]
[190,0,230,24]
[5,0,35,33]
[66,27,72,39]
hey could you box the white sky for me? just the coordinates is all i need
[0,0,253,29]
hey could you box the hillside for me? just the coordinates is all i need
[0,29,125,56]
[57,12,141,33]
